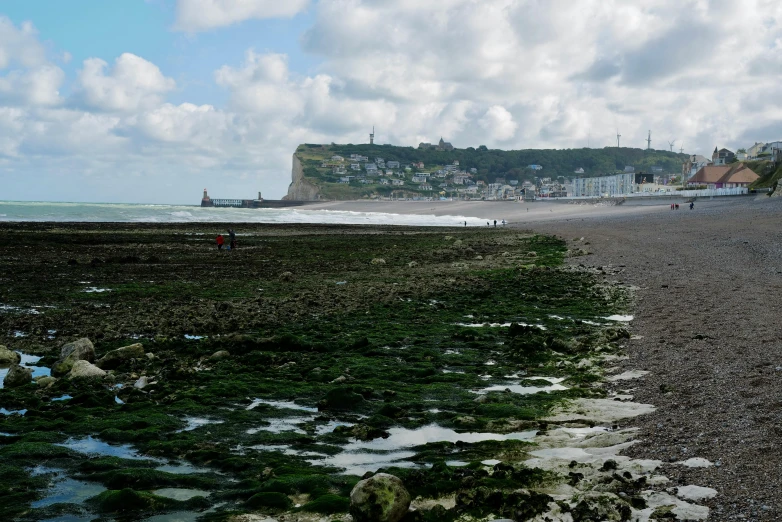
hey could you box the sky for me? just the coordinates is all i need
[1,0,782,203]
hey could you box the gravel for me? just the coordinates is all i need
[532,196,782,521]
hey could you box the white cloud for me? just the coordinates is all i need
[0,16,47,69]
[0,65,64,107]
[76,53,175,112]
[479,106,517,142]
[174,0,309,32]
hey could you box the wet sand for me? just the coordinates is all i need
[302,197,742,225]
[532,195,782,521]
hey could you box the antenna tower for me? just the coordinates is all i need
[646,130,652,151]
[679,144,684,154]
[668,139,676,152]
[369,126,374,145]
[616,130,621,148]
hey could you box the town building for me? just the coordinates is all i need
[712,147,735,165]
[688,163,759,188]
[573,173,635,197]
[418,137,454,151]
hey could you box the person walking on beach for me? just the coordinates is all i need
[216,234,224,250]
[493,220,497,227]
[228,228,237,250]
[690,201,694,210]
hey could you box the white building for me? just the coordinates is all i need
[573,173,634,197]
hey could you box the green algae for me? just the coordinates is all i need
[0,224,632,520]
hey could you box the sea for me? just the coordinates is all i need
[0,201,487,227]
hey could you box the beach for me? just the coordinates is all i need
[0,195,778,521]
[533,195,782,520]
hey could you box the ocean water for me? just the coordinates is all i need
[0,201,486,227]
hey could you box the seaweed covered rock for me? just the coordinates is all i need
[52,338,95,376]
[0,345,21,365]
[320,387,365,410]
[96,343,145,370]
[245,491,293,510]
[350,473,411,522]
[90,488,173,513]
[69,360,107,379]
[4,364,32,387]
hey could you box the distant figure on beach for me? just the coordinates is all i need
[216,234,224,250]
[228,229,237,249]
[487,221,490,226]
[493,220,497,227]
[464,221,467,226]
[501,220,506,226]
[671,203,674,210]
[675,204,680,210]
[690,202,694,210]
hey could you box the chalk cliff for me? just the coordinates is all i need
[284,154,321,201]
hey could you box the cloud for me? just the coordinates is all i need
[174,0,309,32]
[75,53,176,112]
[479,106,518,142]
[0,16,48,69]
[0,65,64,107]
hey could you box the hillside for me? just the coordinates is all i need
[285,143,687,200]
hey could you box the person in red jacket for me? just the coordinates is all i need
[216,234,225,250]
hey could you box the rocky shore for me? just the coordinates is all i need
[0,217,736,521]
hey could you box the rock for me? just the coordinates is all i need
[321,387,365,410]
[52,338,95,376]
[371,258,386,265]
[146,353,155,360]
[96,343,145,370]
[527,251,538,257]
[350,473,411,522]
[36,376,57,388]
[4,364,33,387]
[454,416,477,426]
[134,376,149,389]
[0,345,21,365]
[474,255,483,260]
[210,350,230,360]
[330,375,348,384]
[68,360,106,379]
[407,261,418,268]
[279,271,293,282]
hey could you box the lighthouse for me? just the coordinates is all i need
[201,188,213,207]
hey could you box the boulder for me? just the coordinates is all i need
[134,376,149,389]
[52,338,95,376]
[0,345,21,365]
[279,271,294,282]
[36,376,57,388]
[210,350,230,361]
[370,258,386,265]
[69,360,106,379]
[96,343,145,370]
[321,387,365,410]
[350,473,411,522]
[4,364,33,387]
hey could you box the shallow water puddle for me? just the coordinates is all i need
[309,424,537,475]
[152,488,210,501]
[56,436,152,460]
[245,398,318,412]
[83,287,111,293]
[31,467,105,508]
[455,322,547,330]
[52,394,73,402]
[473,376,567,395]
[177,416,224,432]
[604,314,633,322]
[0,407,27,415]
[0,352,51,388]
[247,416,313,435]
[0,304,41,314]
